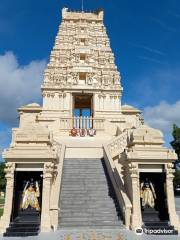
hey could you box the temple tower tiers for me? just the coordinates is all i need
[41,8,122,119]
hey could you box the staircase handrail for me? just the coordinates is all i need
[103,130,132,229]
[106,130,129,159]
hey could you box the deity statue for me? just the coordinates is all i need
[88,128,96,137]
[87,73,93,85]
[140,178,156,209]
[21,180,40,211]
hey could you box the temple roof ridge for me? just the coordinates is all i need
[62,7,104,21]
[122,104,141,113]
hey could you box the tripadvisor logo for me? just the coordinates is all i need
[135,227,143,235]
[135,227,178,235]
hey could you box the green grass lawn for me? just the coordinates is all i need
[0,208,3,217]
[0,198,5,205]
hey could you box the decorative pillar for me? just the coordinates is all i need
[50,93,55,110]
[41,163,54,232]
[128,162,142,230]
[98,94,102,110]
[62,93,66,110]
[54,92,59,110]
[47,93,50,109]
[165,163,180,230]
[0,163,15,233]
[110,95,113,110]
[59,93,63,110]
[42,92,47,109]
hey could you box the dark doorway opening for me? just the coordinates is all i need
[11,171,43,221]
[140,172,169,223]
[73,94,93,117]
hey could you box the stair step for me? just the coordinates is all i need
[62,174,105,177]
[10,224,39,229]
[6,227,39,233]
[4,232,39,237]
[61,195,111,198]
[60,200,116,205]
[59,216,119,222]
[58,221,123,227]
[60,191,111,194]
[63,170,104,173]
[60,203,117,206]
[60,197,113,201]
[14,219,40,223]
[60,209,118,214]
[4,209,40,237]
[61,182,108,185]
[61,185,109,189]
[60,213,118,218]
[62,176,106,180]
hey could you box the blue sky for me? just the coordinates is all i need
[0,0,180,158]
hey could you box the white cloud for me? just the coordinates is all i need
[0,127,11,160]
[0,51,46,125]
[143,100,180,136]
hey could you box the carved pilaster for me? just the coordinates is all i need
[0,163,15,232]
[41,163,55,232]
[165,163,180,230]
[128,162,142,230]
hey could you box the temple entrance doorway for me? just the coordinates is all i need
[3,171,43,236]
[73,94,93,117]
[140,172,169,223]
[72,94,95,131]
[11,171,43,221]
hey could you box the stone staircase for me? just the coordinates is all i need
[3,209,40,237]
[58,158,124,229]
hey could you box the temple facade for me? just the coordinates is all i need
[0,8,179,236]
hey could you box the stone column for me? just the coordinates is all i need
[42,92,47,109]
[41,163,54,232]
[102,94,106,110]
[110,95,113,110]
[47,93,50,109]
[128,163,142,230]
[62,93,66,110]
[0,163,15,233]
[165,163,180,230]
[98,94,101,110]
[59,93,63,110]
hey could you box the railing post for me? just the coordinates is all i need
[77,117,80,129]
[80,116,82,129]
[90,116,93,129]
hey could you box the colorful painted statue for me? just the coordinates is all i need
[21,180,40,211]
[140,178,156,208]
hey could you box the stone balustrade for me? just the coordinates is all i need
[103,133,132,229]
[59,116,105,131]
[107,130,128,158]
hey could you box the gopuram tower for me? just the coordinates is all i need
[42,8,121,119]
[0,8,179,237]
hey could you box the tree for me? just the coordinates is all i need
[171,124,180,161]
[0,162,6,192]
[171,124,180,187]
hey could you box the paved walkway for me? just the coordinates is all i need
[0,229,179,240]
